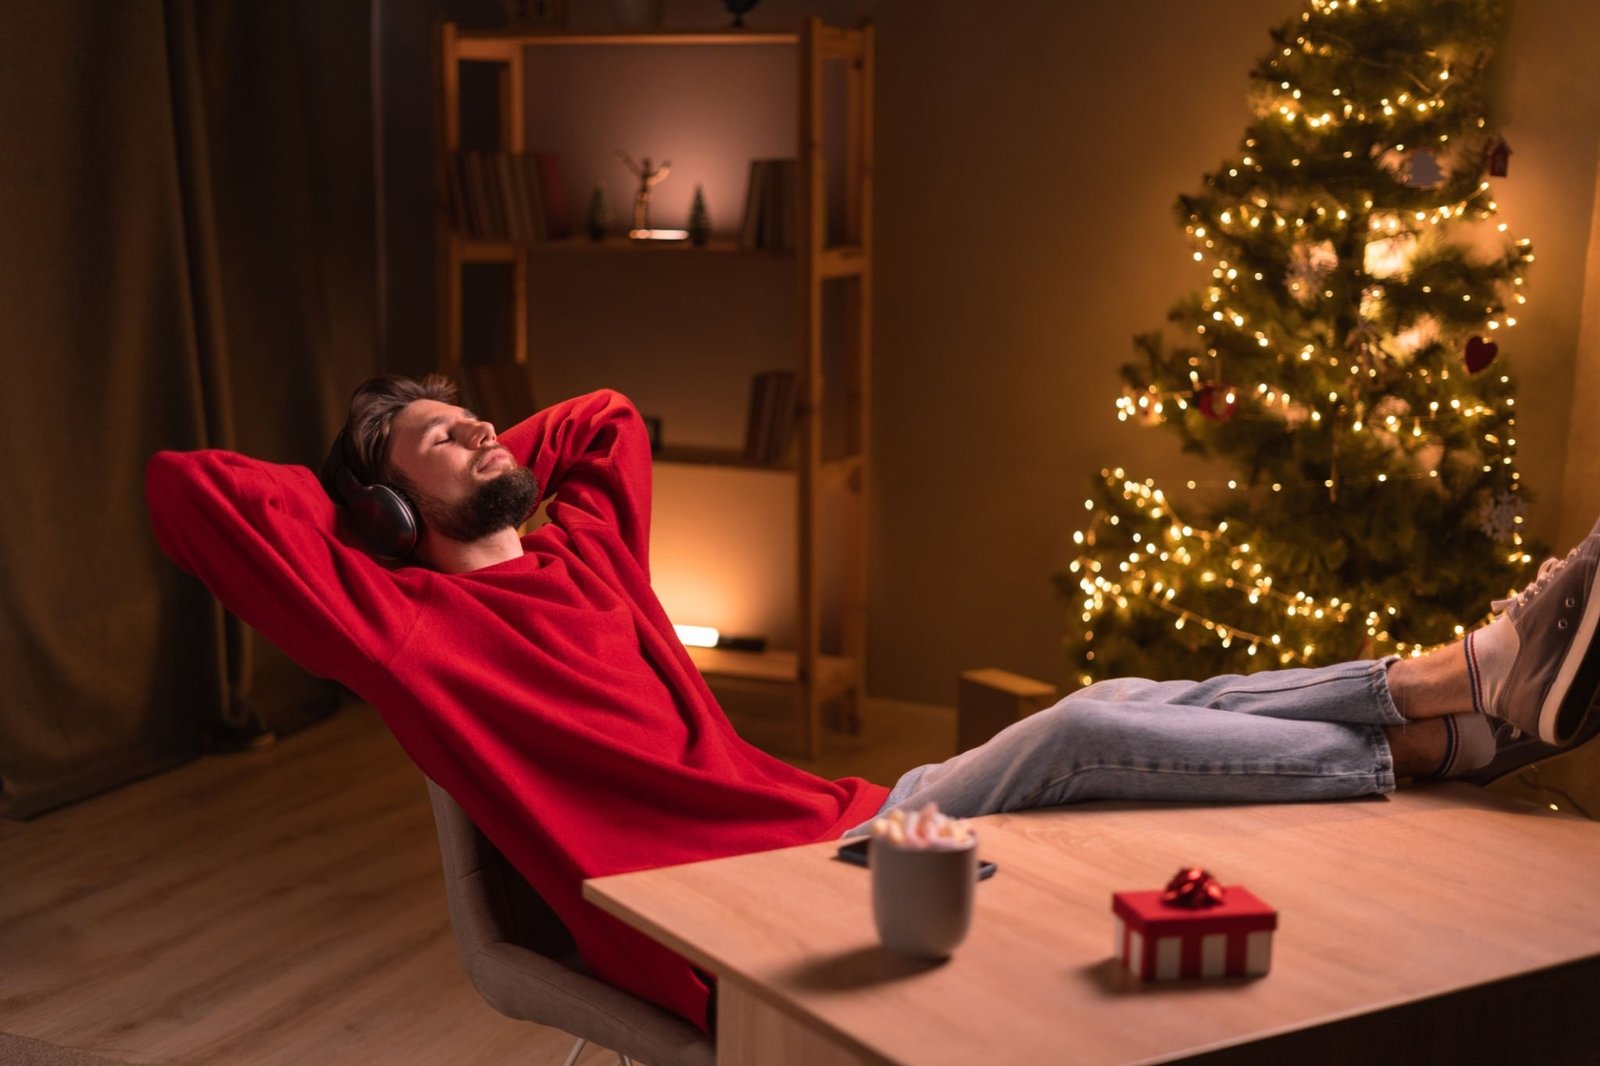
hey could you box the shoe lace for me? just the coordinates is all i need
[1490,548,1577,615]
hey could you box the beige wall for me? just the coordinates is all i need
[1561,150,1600,547]
[1495,0,1600,547]
[532,0,1600,705]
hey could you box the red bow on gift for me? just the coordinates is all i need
[1162,867,1226,909]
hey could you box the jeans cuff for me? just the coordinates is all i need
[1368,655,1407,726]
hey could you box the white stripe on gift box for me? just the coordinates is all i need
[1246,929,1272,975]
[1135,930,1274,979]
[1118,923,1274,980]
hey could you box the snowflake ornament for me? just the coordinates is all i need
[1287,240,1338,305]
[1475,490,1525,543]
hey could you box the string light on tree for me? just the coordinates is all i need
[1059,0,1538,685]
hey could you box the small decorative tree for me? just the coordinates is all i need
[688,184,711,247]
[1060,0,1537,686]
[585,182,610,242]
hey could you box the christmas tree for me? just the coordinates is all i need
[1060,0,1538,686]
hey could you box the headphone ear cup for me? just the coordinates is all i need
[336,468,420,561]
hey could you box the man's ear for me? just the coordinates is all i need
[320,427,420,561]
[338,473,420,562]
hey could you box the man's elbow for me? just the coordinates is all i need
[588,388,638,415]
[145,449,190,500]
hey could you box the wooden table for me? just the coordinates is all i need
[584,784,1600,1064]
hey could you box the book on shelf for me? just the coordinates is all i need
[448,151,568,243]
[496,152,529,241]
[482,151,511,239]
[510,153,545,241]
[738,159,799,252]
[742,370,799,465]
[532,151,570,239]
[457,152,491,239]
[738,161,766,249]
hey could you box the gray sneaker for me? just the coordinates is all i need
[1466,519,1600,746]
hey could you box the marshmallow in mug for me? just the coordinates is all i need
[871,802,974,849]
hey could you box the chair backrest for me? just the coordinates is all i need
[424,778,716,1066]
[427,776,576,964]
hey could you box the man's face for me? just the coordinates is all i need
[387,399,537,543]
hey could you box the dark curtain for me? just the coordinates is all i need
[0,1,382,818]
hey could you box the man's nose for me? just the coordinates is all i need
[465,420,497,447]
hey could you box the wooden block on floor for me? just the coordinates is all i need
[956,668,1058,753]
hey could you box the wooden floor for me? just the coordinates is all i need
[6,690,1596,1065]
[0,697,954,1066]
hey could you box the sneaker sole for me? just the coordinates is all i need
[1456,704,1600,786]
[1538,557,1600,745]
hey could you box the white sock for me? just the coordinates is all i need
[1464,618,1518,722]
[1432,712,1498,778]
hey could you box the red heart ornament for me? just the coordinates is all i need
[1464,335,1498,373]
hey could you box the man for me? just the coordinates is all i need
[146,374,1600,1032]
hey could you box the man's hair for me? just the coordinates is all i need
[346,373,458,484]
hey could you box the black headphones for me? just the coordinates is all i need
[319,423,420,561]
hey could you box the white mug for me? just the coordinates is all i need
[869,835,978,959]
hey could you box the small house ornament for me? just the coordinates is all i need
[1486,136,1512,178]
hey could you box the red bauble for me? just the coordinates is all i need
[1195,383,1238,422]
[1464,335,1498,374]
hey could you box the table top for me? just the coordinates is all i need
[584,784,1600,1065]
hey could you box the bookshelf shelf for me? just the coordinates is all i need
[654,445,789,471]
[527,236,781,256]
[435,19,874,757]
[820,455,864,490]
[818,245,867,277]
[456,234,803,258]
[454,236,520,263]
[459,29,801,51]
[685,646,857,702]
[650,451,861,488]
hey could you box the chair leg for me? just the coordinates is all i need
[559,1035,635,1066]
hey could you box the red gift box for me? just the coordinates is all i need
[1112,869,1277,981]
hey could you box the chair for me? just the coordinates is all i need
[425,778,716,1066]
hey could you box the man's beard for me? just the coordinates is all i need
[416,467,540,543]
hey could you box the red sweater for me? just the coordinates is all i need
[146,389,889,1029]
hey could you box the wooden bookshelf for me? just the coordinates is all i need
[434,19,873,756]
[685,646,856,697]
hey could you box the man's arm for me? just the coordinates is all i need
[146,449,422,684]
[498,389,653,568]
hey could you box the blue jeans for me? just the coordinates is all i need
[853,659,1404,833]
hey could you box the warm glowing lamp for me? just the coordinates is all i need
[674,624,720,648]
